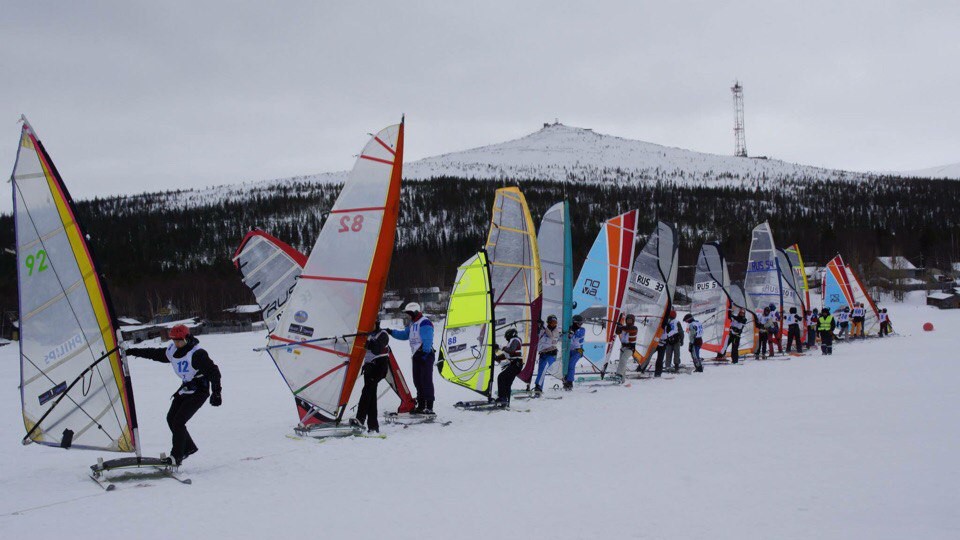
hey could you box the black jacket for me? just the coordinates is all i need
[127,336,222,395]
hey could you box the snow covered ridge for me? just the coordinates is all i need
[894,161,960,180]
[89,123,889,211]
[404,123,873,187]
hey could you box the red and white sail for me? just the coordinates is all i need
[266,121,404,424]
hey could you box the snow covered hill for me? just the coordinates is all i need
[144,123,877,209]
[404,122,872,186]
[1,298,957,539]
[897,162,960,180]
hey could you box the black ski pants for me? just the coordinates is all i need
[357,356,389,431]
[756,331,768,358]
[819,330,834,355]
[729,334,741,363]
[497,359,523,402]
[786,324,802,353]
[412,349,436,407]
[167,391,207,462]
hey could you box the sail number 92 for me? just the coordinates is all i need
[337,215,364,233]
[25,249,49,276]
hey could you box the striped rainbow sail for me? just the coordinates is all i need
[571,210,638,371]
[485,187,542,384]
[822,254,856,315]
[13,117,137,452]
[266,120,403,424]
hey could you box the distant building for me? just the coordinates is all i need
[872,256,921,280]
[926,291,960,309]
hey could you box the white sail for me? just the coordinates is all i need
[621,221,679,365]
[267,122,403,423]
[233,230,306,333]
[14,118,137,452]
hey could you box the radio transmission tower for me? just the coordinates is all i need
[731,81,747,157]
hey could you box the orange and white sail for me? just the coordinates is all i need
[266,121,403,424]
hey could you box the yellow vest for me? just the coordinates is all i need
[818,315,834,331]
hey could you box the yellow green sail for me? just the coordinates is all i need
[439,250,495,396]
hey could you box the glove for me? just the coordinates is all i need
[576,348,584,354]
[209,391,222,407]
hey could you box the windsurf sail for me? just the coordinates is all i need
[691,242,731,355]
[484,187,542,384]
[13,117,137,452]
[776,247,807,339]
[744,222,784,314]
[439,251,496,396]
[822,255,880,335]
[620,221,679,367]
[844,262,881,335]
[570,210,639,371]
[729,283,757,356]
[234,229,414,419]
[783,243,811,309]
[539,202,573,380]
[266,120,403,424]
[232,230,306,333]
[822,254,856,315]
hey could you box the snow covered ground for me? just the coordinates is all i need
[1,298,958,539]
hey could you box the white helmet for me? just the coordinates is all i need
[403,302,422,313]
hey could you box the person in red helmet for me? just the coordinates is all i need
[126,324,222,465]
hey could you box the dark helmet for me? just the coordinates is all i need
[763,306,770,313]
[683,313,693,323]
[504,328,519,340]
[625,314,635,322]
[789,307,797,314]
[572,314,584,325]
[769,303,776,311]
[822,307,831,314]
[547,315,558,324]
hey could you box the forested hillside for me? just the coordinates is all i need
[2,174,957,321]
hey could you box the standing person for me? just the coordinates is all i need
[768,304,783,356]
[728,307,748,364]
[352,324,390,433]
[836,306,850,339]
[653,318,669,377]
[533,315,561,395]
[755,307,771,359]
[614,314,638,381]
[126,324,222,465]
[661,310,682,372]
[494,328,524,407]
[851,303,865,338]
[806,308,819,349]
[386,302,435,414]
[683,313,704,372]
[785,307,803,353]
[879,308,892,337]
[818,307,836,355]
[564,315,586,389]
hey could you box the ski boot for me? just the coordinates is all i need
[563,380,573,391]
[533,385,543,397]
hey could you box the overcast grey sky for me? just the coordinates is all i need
[2,1,958,211]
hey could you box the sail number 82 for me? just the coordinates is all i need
[337,215,364,233]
